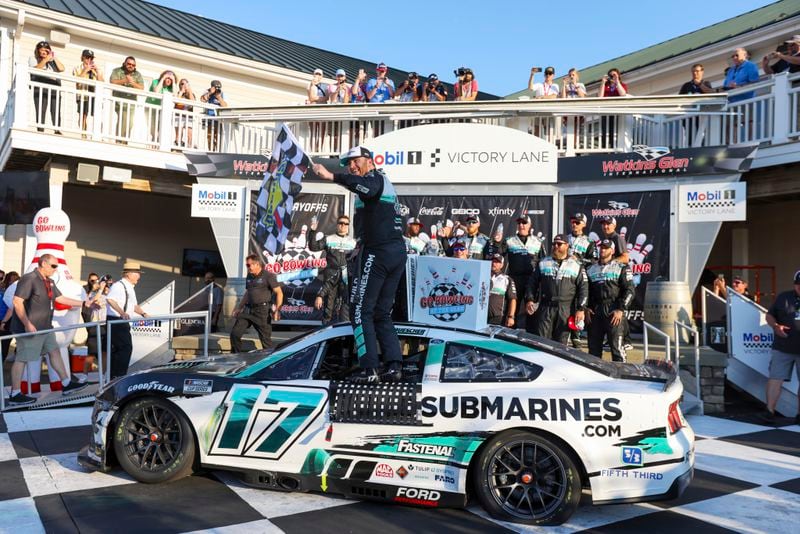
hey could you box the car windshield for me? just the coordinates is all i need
[212,329,325,373]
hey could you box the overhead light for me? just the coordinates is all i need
[76,163,99,184]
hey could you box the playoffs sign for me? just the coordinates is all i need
[564,191,670,332]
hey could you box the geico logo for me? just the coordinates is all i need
[451,208,480,215]
[373,151,405,166]
[583,425,621,437]
[293,202,329,212]
[420,395,622,421]
[397,488,441,500]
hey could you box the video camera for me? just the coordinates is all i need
[454,67,468,77]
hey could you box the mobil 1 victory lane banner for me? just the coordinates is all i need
[398,195,553,244]
[249,191,345,323]
[564,191,670,333]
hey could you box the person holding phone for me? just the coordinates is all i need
[29,41,65,133]
[529,66,559,99]
[72,49,104,135]
[200,80,227,150]
[175,78,196,147]
[366,63,395,103]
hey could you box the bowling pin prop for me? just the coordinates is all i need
[296,224,308,250]
[630,233,647,263]
[588,232,601,247]
[459,271,473,290]
[20,208,86,394]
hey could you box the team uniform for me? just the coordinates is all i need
[587,259,635,362]
[333,167,407,372]
[488,234,545,329]
[309,232,356,324]
[404,233,437,256]
[568,233,597,268]
[447,232,490,260]
[526,255,588,344]
[230,269,280,353]
[488,272,517,326]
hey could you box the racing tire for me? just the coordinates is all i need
[113,397,196,484]
[473,430,581,525]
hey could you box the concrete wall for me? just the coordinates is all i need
[60,184,219,303]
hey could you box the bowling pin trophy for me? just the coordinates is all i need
[20,208,87,394]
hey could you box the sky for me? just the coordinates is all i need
[148,0,775,96]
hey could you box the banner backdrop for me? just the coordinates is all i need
[398,195,553,244]
[249,191,346,323]
[564,190,671,332]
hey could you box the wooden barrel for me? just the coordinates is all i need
[643,281,695,342]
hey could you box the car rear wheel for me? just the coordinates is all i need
[473,430,581,525]
[113,397,196,484]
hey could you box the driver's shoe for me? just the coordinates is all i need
[350,367,380,384]
[382,361,403,383]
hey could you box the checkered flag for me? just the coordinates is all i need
[255,125,309,255]
[632,145,670,161]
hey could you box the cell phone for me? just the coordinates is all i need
[717,274,724,280]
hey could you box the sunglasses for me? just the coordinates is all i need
[467,221,478,225]
[89,278,99,283]
[337,221,349,225]
[49,263,58,269]
[245,263,258,267]
[732,280,744,285]
[553,243,568,247]
[517,220,529,224]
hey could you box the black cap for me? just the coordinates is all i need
[428,73,438,81]
[491,254,504,263]
[406,216,421,225]
[36,41,51,49]
[600,215,617,225]
[570,212,587,224]
[339,145,373,166]
[516,214,531,224]
[452,240,466,251]
[794,270,800,284]
[81,49,94,58]
[599,239,615,250]
[211,79,222,88]
[544,67,555,75]
[552,234,568,245]
[464,214,480,224]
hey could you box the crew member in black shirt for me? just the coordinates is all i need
[313,146,407,384]
[230,254,283,353]
[762,270,800,424]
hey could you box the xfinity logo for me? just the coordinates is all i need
[488,207,514,217]
[608,201,629,209]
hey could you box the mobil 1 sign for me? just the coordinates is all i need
[191,184,244,219]
[678,182,746,222]
[367,123,558,183]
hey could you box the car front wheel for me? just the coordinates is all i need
[113,397,196,484]
[473,430,581,525]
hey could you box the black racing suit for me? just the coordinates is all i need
[487,233,545,329]
[443,232,490,259]
[567,232,597,345]
[525,255,588,344]
[309,232,356,324]
[333,168,407,370]
[587,259,634,362]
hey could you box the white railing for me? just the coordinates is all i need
[642,320,673,364]
[4,63,800,160]
[674,320,702,415]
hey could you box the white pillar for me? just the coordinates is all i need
[731,227,749,281]
[771,72,790,145]
[47,162,70,210]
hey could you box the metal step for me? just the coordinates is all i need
[3,384,98,412]
[727,356,797,417]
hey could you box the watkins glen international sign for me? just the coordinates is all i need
[678,182,746,222]
[367,123,558,183]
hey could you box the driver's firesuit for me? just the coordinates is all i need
[525,255,588,344]
[486,233,545,330]
[309,232,356,324]
[586,259,634,362]
[332,168,407,372]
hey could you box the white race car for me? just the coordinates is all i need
[79,323,694,525]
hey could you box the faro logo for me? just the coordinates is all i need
[373,151,423,166]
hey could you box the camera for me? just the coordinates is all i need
[99,274,113,284]
[454,67,467,77]
[532,67,542,73]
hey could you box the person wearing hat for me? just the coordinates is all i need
[404,216,435,256]
[487,213,544,329]
[396,72,422,103]
[201,79,228,150]
[307,68,329,104]
[598,216,629,264]
[423,74,448,102]
[72,49,104,133]
[524,234,587,345]
[312,146,406,384]
[762,270,800,424]
[366,63,395,103]
[452,240,470,260]
[329,69,352,103]
[106,262,149,379]
[763,37,800,75]
[528,66,559,99]
[29,40,65,133]
[713,274,753,301]
[489,254,517,327]
[310,214,357,325]
[586,239,635,363]
[568,213,597,268]
[447,214,489,260]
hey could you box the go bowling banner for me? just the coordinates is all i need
[249,191,345,323]
[410,256,490,330]
[398,195,553,242]
[563,191,670,332]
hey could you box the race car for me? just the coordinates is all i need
[78,323,694,526]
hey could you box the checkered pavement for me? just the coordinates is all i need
[0,407,798,534]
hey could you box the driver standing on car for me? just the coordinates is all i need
[586,239,635,362]
[525,234,587,345]
[230,254,283,353]
[313,147,407,384]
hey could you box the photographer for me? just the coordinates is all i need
[598,68,627,97]
[396,72,422,102]
[453,67,478,101]
[200,80,228,151]
[29,41,65,133]
[366,63,395,103]
[72,49,104,134]
[423,74,447,102]
[561,68,586,98]
[307,68,329,104]
[328,69,352,103]
[175,78,196,147]
[528,66,559,99]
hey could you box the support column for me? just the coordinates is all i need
[47,162,70,210]
[731,227,749,281]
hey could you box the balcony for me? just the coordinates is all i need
[1,63,799,173]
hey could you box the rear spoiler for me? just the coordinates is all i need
[616,359,678,390]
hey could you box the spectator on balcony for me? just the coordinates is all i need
[307,68,329,104]
[763,37,800,75]
[723,48,759,103]
[175,78,196,147]
[529,66,559,99]
[598,68,627,97]
[72,49,104,136]
[110,56,145,140]
[423,74,448,102]
[561,68,586,98]
[147,70,177,143]
[396,72,422,103]
[351,69,368,103]
[29,41,65,134]
[329,69,352,103]
[679,64,714,94]
[366,63,395,103]
[454,68,478,101]
[200,80,228,151]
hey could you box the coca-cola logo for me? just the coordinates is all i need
[419,206,444,216]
